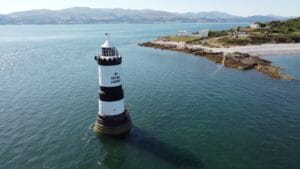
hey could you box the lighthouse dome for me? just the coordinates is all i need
[100,34,119,57]
[101,38,113,48]
[101,33,114,48]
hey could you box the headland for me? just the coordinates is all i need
[139,18,300,80]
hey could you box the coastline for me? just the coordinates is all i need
[139,40,298,80]
[149,40,300,56]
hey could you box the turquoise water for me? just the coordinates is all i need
[0,23,299,169]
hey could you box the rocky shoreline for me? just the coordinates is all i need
[139,41,294,80]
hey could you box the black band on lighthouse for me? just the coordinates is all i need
[99,86,124,101]
[95,56,122,66]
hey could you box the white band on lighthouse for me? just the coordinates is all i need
[98,99,125,116]
[98,65,122,87]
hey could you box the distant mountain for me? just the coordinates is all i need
[0,7,293,24]
[244,15,289,22]
[183,11,242,20]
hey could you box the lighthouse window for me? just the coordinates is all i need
[102,47,116,56]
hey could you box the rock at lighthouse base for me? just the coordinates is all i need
[93,111,132,136]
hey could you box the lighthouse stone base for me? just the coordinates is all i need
[93,111,132,136]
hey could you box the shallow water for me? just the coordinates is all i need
[0,23,299,169]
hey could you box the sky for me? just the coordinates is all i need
[0,0,299,17]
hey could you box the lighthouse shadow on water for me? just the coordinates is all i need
[97,126,206,169]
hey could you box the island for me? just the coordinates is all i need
[139,18,300,80]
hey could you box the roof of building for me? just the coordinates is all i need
[101,33,113,48]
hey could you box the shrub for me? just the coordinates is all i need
[208,30,229,37]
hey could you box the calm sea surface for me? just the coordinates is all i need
[0,23,299,169]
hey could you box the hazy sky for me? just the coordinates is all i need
[0,0,299,16]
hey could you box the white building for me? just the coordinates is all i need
[232,30,247,38]
[198,29,209,38]
[250,23,261,29]
[178,30,188,37]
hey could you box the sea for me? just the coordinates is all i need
[0,23,299,169]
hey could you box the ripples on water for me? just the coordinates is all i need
[0,24,299,169]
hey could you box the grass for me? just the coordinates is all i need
[160,36,200,42]
[217,34,300,47]
[208,30,230,37]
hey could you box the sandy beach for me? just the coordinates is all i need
[152,40,300,56]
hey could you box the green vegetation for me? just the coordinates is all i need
[266,18,300,34]
[159,18,300,47]
[204,17,300,47]
[208,30,230,37]
[218,34,300,47]
[160,36,200,42]
[211,18,300,37]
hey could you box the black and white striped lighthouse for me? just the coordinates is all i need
[93,34,131,136]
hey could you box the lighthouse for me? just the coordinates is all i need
[93,34,131,136]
